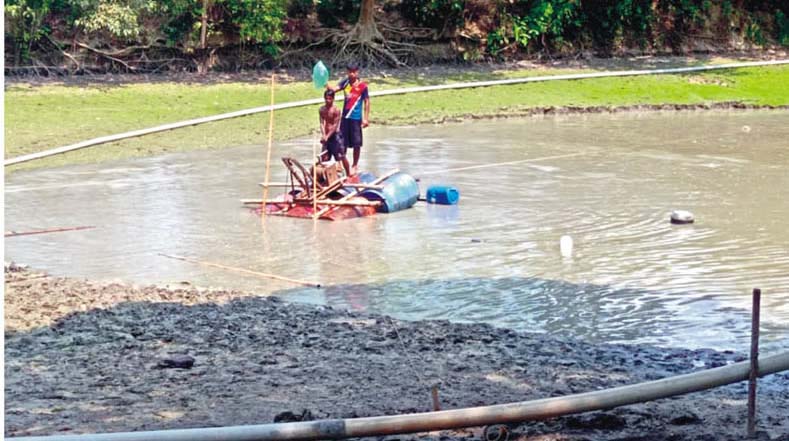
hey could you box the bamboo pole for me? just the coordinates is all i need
[241,199,381,207]
[431,385,441,411]
[748,288,761,437]
[5,226,95,237]
[158,253,320,288]
[5,274,50,285]
[15,351,789,441]
[259,182,384,190]
[261,74,276,221]
[312,138,318,221]
[305,199,382,207]
[314,169,399,219]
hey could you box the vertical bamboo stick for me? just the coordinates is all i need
[747,288,761,438]
[261,74,276,220]
[312,137,318,220]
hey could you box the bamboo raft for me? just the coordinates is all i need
[243,156,415,221]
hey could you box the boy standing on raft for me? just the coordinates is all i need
[319,89,351,177]
[328,62,370,176]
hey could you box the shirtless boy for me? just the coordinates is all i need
[319,89,351,177]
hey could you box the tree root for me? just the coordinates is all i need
[75,41,136,72]
[277,22,431,68]
[44,35,81,73]
[378,23,436,40]
[326,23,414,67]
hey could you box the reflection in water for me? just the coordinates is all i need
[5,111,789,352]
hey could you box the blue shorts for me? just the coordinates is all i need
[325,133,345,160]
[341,118,363,149]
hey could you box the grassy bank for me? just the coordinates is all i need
[5,60,789,173]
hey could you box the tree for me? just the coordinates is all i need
[5,0,53,64]
[329,0,412,66]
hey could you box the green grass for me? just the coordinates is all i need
[5,63,788,173]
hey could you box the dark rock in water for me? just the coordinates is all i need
[157,354,195,369]
[274,409,313,423]
[565,412,627,430]
[669,411,701,426]
[670,210,695,224]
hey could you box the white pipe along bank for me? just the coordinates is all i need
[13,351,789,441]
[5,59,788,167]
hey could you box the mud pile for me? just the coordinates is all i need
[4,267,788,440]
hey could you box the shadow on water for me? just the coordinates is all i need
[6,293,787,439]
[275,276,787,353]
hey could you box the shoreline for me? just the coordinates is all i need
[6,103,789,175]
[375,102,789,126]
[5,265,789,440]
[6,57,788,174]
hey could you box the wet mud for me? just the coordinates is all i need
[413,102,789,126]
[4,265,789,440]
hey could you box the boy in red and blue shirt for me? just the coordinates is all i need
[329,63,370,176]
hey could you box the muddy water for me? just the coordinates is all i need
[5,111,789,352]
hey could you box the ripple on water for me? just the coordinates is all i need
[5,111,789,352]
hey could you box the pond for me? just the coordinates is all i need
[5,110,789,353]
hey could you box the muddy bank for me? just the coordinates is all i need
[6,52,786,88]
[4,265,789,440]
[386,102,789,126]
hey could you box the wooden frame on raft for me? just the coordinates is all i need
[242,164,399,220]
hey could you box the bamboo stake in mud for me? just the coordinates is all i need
[261,74,276,221]
[431,384,441,411]
[158,253,321,288]
[5,226,95,237]
[748,288,761,438]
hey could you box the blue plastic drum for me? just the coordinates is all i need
[360,172,419,213]
[425,185,460,205]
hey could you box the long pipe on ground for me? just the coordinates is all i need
[15,351,789,441]
[5,59,788,167]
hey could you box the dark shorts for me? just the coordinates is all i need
[341,118,363,149]
[325,133,346,160]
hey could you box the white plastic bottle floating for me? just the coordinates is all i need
[670,210,695,224]
[560,235,573,258]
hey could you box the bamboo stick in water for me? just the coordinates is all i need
[158,253,321,288]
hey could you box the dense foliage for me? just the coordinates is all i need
[399,0,789,60]
[4,0,788,71]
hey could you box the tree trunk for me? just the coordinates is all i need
[328,0,407,67]
[200,0,209,49]
[357,0,378,41]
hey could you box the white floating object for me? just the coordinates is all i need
[560,235,574,257]
[742,125,751,133]
[670,210,695,224]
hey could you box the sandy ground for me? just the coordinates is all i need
[4,263,788,440]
